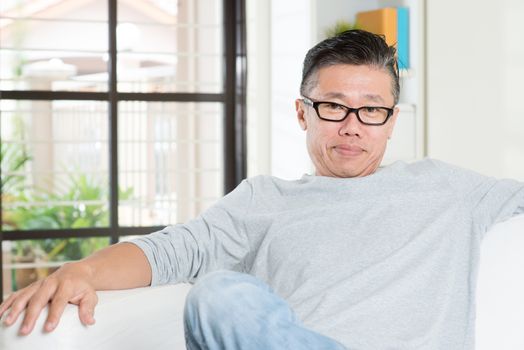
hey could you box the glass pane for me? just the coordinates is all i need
[117,51,222,93]
[118,101,223,227]
[0,1,108,91]
[1,99,110,231]
[1,0,108,21]
[116,0,223,93]
[117,0,221,26]
[2,238,110,296]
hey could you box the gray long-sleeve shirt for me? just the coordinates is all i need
[131,159,524,349]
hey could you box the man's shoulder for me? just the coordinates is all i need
[407,158,490,179]
[382,158,469,189]
[393,158,458,176]
[397,158,496,193]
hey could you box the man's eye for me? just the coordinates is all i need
[364,107,379,113]
[325,103,343,110]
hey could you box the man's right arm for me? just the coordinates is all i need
[0,242,151,335]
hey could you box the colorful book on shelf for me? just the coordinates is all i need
[356,7,410,70]
[396,7,409,70]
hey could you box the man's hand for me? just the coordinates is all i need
[0,261,98,335]
[0,242,151,336]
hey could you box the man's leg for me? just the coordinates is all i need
[183,270,346,350]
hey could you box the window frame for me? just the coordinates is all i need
[0,0,247,300]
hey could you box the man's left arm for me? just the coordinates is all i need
[432,159,524,235]
[467,177,524,236]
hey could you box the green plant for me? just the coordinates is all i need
[1,113,134,292]
[9,173,134,261]
[0,143,31,195]
[324,19,359,38]
[1,115,31,230]
[12,173,109,230]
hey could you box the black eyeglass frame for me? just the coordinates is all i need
[302,96,395,126]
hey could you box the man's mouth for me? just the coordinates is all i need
[333,144,365,157]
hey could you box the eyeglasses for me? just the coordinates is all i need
[302,96,394,126]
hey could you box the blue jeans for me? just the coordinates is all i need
[183,270,347,350]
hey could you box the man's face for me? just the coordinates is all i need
[296,64,399,178]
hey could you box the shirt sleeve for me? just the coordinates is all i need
[432,159,524,237]
[129,179,254,286]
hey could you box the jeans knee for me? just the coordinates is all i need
[186,271,256,311]
[192,270,243,293]
[185,270,252,320]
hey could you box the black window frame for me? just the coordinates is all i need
[0,0,247,300]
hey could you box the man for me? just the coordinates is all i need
[1,30,524,349]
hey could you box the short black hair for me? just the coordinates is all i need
[300,29,400,104]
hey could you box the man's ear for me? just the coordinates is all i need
[296,99,307,131]
[386,106,400,139]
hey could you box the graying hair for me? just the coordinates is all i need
[300,29,400,104]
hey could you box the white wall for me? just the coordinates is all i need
[427,0,524,179]
[269,1,313,179]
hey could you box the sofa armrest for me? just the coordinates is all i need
[476,213,524,349]
[0,283,191,350]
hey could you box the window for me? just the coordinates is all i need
[0,0,246,299]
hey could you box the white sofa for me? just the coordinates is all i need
[0,283,192,350]
[1,214,524,350]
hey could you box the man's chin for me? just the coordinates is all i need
[333,163,379,178]
[331,167,363,178]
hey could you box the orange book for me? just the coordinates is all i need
[356,8,398,48]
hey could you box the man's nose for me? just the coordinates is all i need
[338,111,362,136]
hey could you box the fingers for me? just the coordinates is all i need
[45,284,97,331]
[76,291,98,326]
[44,284,98,332]
[19,279,58,335]
[0,282,41,328]
[43,283,73,333]
[0,292,18,322]
[0,292,15,317]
